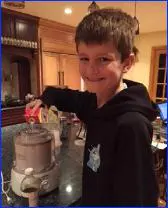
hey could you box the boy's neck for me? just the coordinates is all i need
[97,81,126,108]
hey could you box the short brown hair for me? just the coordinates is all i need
[75,8,136,62]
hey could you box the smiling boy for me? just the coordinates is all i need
[27,8,158,206]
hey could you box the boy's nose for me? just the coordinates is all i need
[88,62,99,74]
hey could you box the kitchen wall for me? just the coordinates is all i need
[124,31,166,90]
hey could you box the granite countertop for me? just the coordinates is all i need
[2,123,84,207]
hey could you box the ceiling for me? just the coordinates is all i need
[2,1,167,34]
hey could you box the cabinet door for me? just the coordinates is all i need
[2,13,15,37]
[42,52,60,89]
[15,18,36,41]
[60,54,81,90]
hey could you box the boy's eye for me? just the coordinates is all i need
[79,57,89,62]
[99,57,111,63]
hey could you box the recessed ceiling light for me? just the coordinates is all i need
[64,8,72,15]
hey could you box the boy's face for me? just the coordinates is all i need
[77,42,133,96]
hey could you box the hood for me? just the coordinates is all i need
[93,79,157,122]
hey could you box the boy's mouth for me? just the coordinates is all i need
[86,77,105,82]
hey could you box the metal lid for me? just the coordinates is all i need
[15,125,53,145]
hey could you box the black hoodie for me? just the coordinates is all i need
[40,79,159,206]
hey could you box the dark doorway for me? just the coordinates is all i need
[18,59,31,100]
[11,57,31,100]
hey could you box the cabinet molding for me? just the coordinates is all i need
[2,7,39,22]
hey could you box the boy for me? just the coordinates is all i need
[27,8,158,206]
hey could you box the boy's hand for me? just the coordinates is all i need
[26,99,43,116]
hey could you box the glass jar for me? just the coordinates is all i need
[13,125,55,174]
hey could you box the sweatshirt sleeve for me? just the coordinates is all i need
[40,87,97,121]
[112,117,158,206]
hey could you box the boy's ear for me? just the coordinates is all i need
[122,53,135,73]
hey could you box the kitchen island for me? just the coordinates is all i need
[2,123,84,206]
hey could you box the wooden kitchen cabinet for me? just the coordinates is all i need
[2,8,38,42]
[42,52,60,87]
[38,18,81,92]
[15,18,37,41]
[2,13,15,37]
[42,52,80,90]
[59,54,80,90]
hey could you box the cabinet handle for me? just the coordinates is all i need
[62,72,64,85]
[58,71,61,85]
